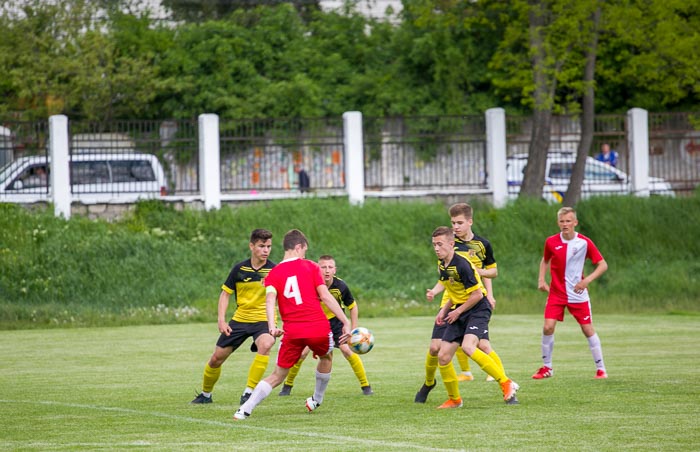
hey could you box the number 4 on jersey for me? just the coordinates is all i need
[284,275,303,305]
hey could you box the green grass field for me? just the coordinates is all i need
[1,314,699,451]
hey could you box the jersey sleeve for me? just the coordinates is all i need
[458,259,481,296]
[222,262,243,295]
[338,279,357,310]
[585,236,604,264]
[483,239,497,270]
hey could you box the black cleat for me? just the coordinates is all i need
[240,392,252,405]
[279,384,293,396]
[414,381,436,403]
[361,385,374,396]
[191,392,212,404]
[505,395,520,405]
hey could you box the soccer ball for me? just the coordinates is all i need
[348,327,374,355]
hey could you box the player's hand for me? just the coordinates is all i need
[435,312,445,326]
[445,310,460,324]
[487,296,496,309]
[338,325,351,345]
[218,320,232,336]
[426,289,435,302]
[269,326,284,337]
[538,281,549,293]
[573,280,588,294]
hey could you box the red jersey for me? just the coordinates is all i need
[543,232,604,303]
[264,257,331,338]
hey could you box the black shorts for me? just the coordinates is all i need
[431,318,447,340]
[215,320,270,353]
[329,317,344,348]
[442,298,492,344]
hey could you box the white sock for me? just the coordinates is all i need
[462,371,473,376]
[587,333,605,371]
[542,334,554,368]
[313,370,331,405]
[202,391,212,397]
[243,387,252,395]
[239,380,271,414]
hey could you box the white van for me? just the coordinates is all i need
[0,153,168,203]
[507,152,675,202]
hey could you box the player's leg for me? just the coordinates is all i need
[241,325,275,404]
[415,336,441,403]
[573,302,607,378]
[234,337,303,419]
[340,343,373,395]
[455,348,473,381]
[305,334,336,411]
[533,301,563,379]
[478,338,505,379]
[280,346,311,395]
[192,323,242,403]
[436,339,462,408]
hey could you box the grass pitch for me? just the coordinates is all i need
[1,314,698,451]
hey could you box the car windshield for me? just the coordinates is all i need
[0,160,24,185]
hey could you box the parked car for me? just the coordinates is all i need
[0,153,168,203]
[507,152,675,202]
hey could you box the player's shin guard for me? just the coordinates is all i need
[246,354,270,390]
[438,363,460,401]
[346,353,369,387]
[488,350,506,376]
[456,347,471,373]
[425,352,439,386]
[284,357,305,387]
[470,348,507,383]
[202,363,222,393]
[313,370,331,405]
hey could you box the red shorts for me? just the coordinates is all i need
[276,333,334,368]
[544,298,593,324]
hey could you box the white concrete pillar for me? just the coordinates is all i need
[486,108,508,208]
[49,115,71,219]
[627,108,650,197]
[198,114,221,210]
[343,111,365,205]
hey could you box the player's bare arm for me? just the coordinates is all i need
[318,284,351,343]
[217,290,233,335]
[264,289,284,337]
[426,282,445,302]
[538,258,550,292]
[477,267,498,279]
[574,259,608,293]
[349,304,359,330]
[436,299,453,326]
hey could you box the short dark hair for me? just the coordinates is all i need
[283,229,308,250]
[432,226,453,239]
[250,229,272,244]
[448,203,473,220]
[318,254,334,261]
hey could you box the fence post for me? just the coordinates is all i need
[198,114,221,210]
[627,108,650,197]
[343,111,365,206]
[49,115,71,219]
[486,108,508,208]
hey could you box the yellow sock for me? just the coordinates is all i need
[489,350,506,376]
[245,353,270,390]
[438,362,460,401]
[346,353,369,387]
[456,347,471,373]
[425,352,439,386]
[202,363,221,393]
[284,357,305,387]
[470,348,507,383]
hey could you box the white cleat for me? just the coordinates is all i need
[233,409,250,420]
[305,397,320,412]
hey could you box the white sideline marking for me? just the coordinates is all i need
[1,399,464,452]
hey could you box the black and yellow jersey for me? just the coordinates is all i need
[320,276,357,319]
[454,234,497,272]
[221,258,276,323]
[437,253,487,307]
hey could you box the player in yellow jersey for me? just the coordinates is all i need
[418,227,518,408]
[278,255,374,396]
[191,229,276,405]
[449,203,499,382]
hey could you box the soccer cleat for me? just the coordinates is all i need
[278,384,293,396]
[457,373,474,382]
[233,409,250,420]
[505,395,520,405]
[532,366,553,379]
[414,381,436,403]
[595,369,608,379]
[191,392,212,404]
[305,396,321,412]
[239,391,251,405]
[361,385,374,396]
[500,379,519,403]
[437,398,463,409]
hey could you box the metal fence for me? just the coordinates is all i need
[649,112,700,195]
[363,116,487,191]
[219,117,345,194]
[0,121,50,198]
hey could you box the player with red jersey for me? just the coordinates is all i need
[234,229,351,420]
[533,207,609,380]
